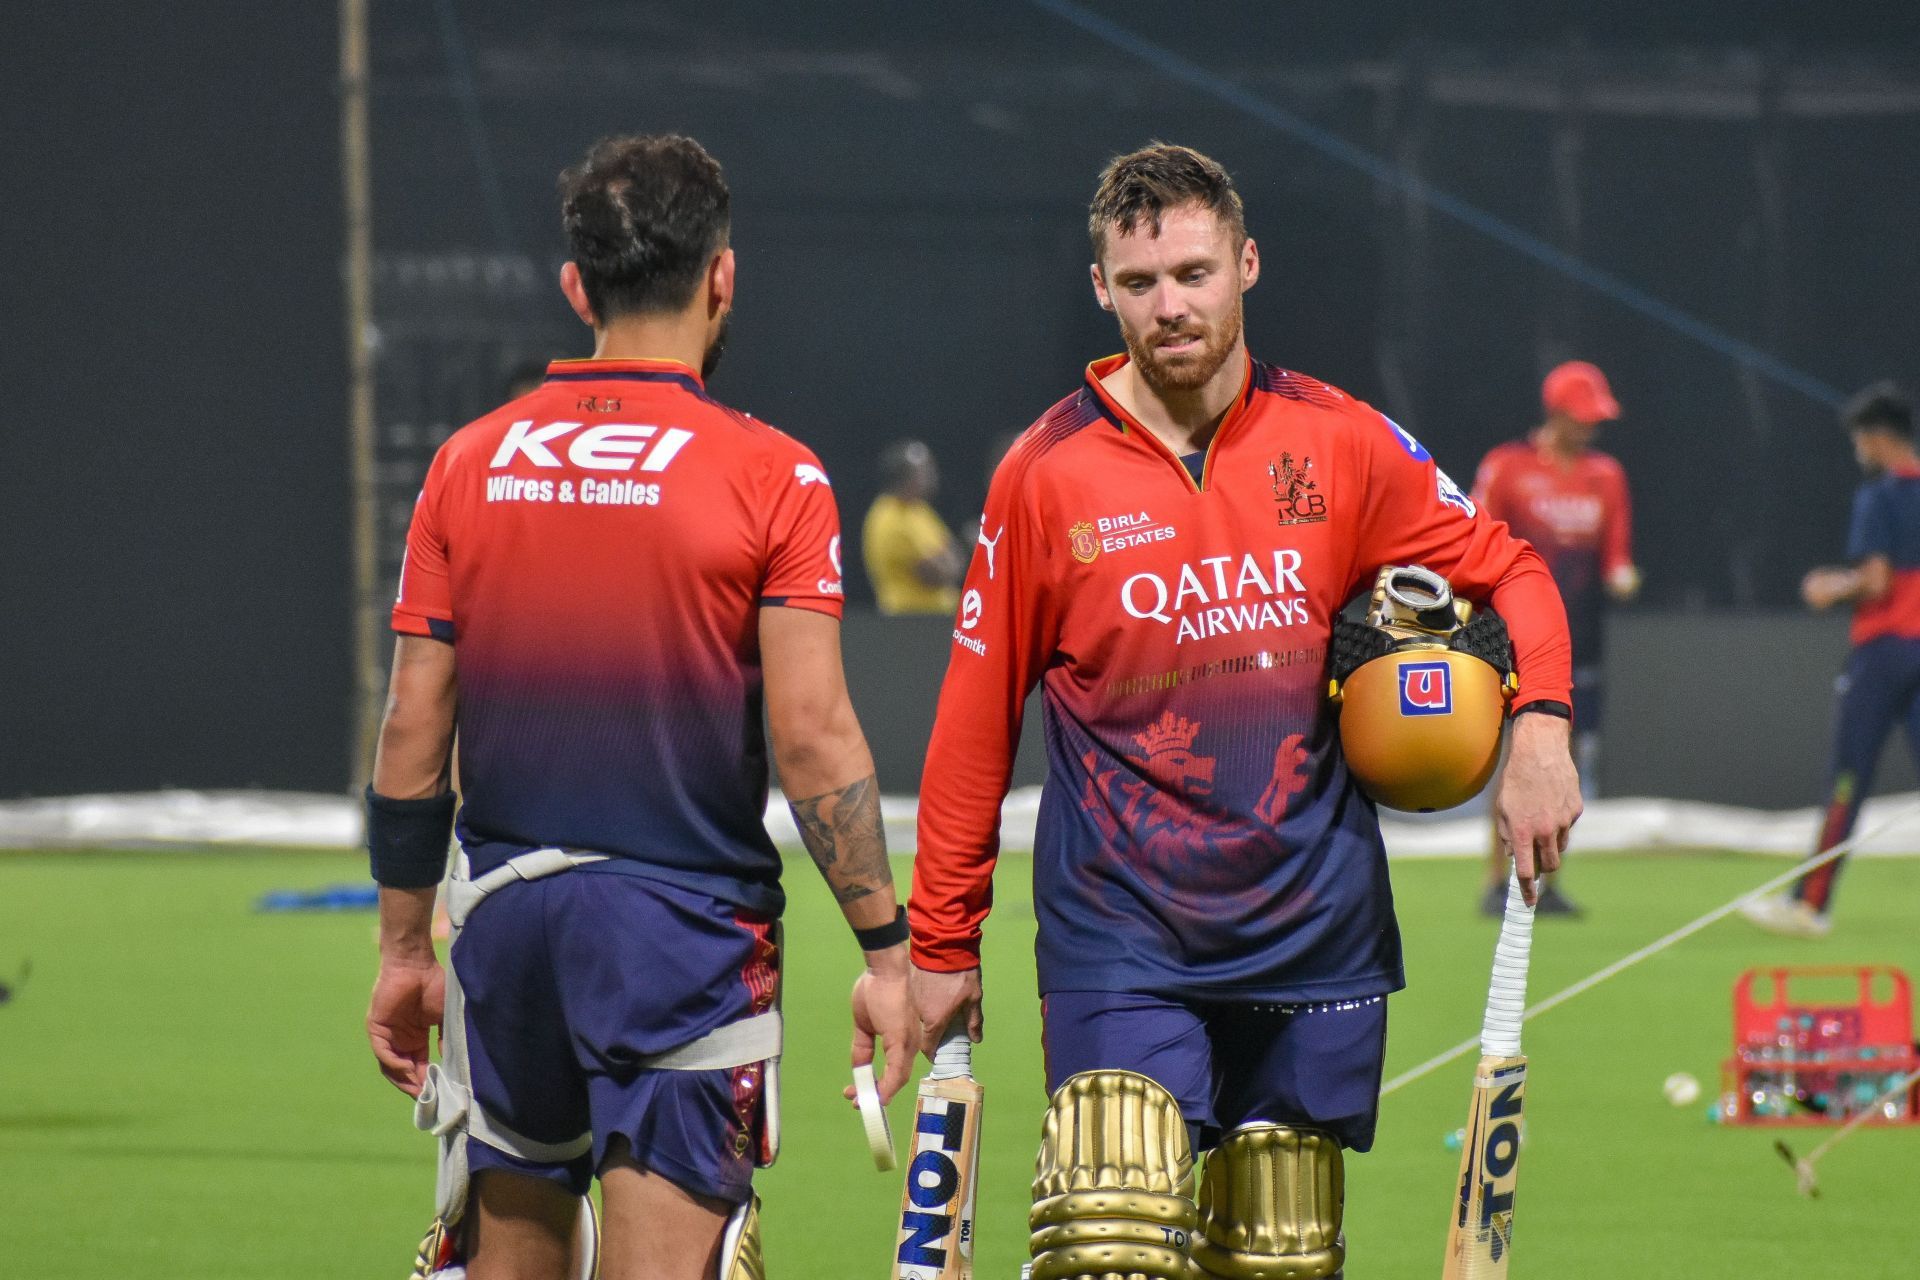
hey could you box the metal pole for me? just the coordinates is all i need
[1545,30,1589,360]
[341,0,381,787]
[1372,41,1431,433]
[1733,45,1789,608]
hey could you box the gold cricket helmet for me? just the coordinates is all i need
[1328,566,1517,813]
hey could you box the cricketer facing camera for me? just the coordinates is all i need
[908,144,1582,1279]
[363,133,916,1280]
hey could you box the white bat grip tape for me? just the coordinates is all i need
[1481,872,1536,1058]
[930,1026,973,1080]
[851,1063,896,1171]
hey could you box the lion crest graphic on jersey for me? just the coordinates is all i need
[1081,712,1311,881]
[1132,712,1215,794]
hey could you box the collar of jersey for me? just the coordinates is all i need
[542,357,705,393]
[1082,352,1256,494]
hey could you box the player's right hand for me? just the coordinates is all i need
[909,964,984,1061]
[848,957,915,1105]
[1800,566,1853,611]
[367,956,444,1097]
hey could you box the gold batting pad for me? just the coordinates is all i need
[721,1193,766,1280]
[1029,1070,1201,1280]
[408,1216,451,1280]
[1192,1125,1344,1280]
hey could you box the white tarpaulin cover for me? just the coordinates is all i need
[4,788,1918,858]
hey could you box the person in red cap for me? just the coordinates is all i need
[1469,360,1638,916]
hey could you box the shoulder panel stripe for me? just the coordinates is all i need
[1028,387,1108,455]
[1254,362,1349,410]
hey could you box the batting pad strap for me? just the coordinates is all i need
[639,1011,782,1071]
[1193,1124,1344,1280]
[413,1062,593,1165]
[445,848,610,927]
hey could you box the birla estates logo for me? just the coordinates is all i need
[1068,521,1099,564]
[1268,453,1327,526]
[1069,511,1178,564]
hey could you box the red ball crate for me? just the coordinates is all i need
[1721,965,1920,1126]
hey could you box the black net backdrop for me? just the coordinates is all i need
[365,5,1920,620]
[6,2,1918,794]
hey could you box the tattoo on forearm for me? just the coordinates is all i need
[789,775,891,906]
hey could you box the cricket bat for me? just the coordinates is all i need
[1442,873,1536,1279]
[891,1026,983,1280]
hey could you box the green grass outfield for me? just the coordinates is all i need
[1,847,1915,1278]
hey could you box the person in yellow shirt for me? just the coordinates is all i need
[864,440,963,614]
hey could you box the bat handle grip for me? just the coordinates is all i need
[929,1024,973,1080]
[1481,871,1535,1058]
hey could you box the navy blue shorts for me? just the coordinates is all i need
[453,867,777,1203]
[1042,991,1388,1153]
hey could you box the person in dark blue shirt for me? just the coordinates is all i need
[1744,383,1920,938]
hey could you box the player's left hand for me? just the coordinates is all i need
[846,949,915,1106]
[1495,712,1582,905]
[1606,564,1642,602]
[367,956,444,1097]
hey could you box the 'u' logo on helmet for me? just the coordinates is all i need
[1399,661,1453,716]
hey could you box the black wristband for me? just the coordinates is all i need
[1512,699,1573,721]
[854,906,909,952]
[366,785,457,889]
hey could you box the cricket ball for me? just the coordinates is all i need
[1663,1071,1702,1107]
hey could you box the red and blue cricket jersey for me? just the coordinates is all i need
[1845,465,1920,646]
[392,358,844,915]
[1470,440,1631,662]
[911,354,1573,1000]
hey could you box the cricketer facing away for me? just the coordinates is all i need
[908,145,1583,1279]
[364,134,915,1280]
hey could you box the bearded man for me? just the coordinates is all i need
[905,143,1581,1279]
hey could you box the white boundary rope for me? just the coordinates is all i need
[1380,796,1920,1098]
[10,789,1920,855]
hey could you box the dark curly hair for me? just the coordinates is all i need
[559,134,731,321]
